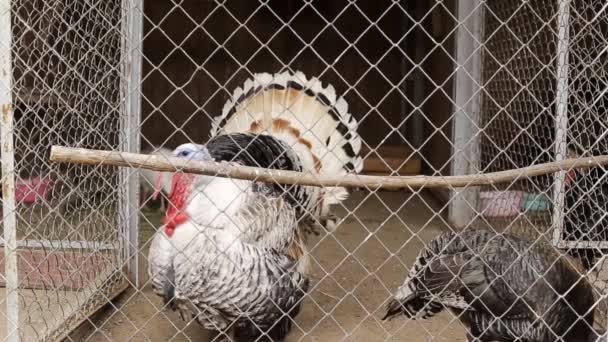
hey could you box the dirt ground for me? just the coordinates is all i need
[72,190,467,341]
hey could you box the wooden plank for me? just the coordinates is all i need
[361,145,421,175]
[0,248,115,290]
[0,239,117,250]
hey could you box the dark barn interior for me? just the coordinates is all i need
[139,0,458,185]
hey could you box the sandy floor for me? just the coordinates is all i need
[70,190,468,341]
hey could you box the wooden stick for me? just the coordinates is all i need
[49,145,608,190]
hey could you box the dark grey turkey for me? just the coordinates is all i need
[383,229,604,342]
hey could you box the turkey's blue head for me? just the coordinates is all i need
[173,143,212,161]
[162,143,213,238]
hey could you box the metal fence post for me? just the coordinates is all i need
[551,0,572,247]
[121,0,143,287]
[449,0,483,229]
[0,0,19,340]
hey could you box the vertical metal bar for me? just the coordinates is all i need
[0,1,18,340]
[121,0,143,287]
[551,0,572,246]
[449,0,484,229]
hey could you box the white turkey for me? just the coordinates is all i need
[139,146,173,211]
[148,71,363,341]
[383,229,605,342]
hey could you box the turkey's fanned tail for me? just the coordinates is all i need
[211,71,363,221]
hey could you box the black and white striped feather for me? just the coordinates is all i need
[205,133,315,223]
[170,192,308,341]
[384,230,599,342]
[211,71,363,230]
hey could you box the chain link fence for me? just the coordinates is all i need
[0,0,607,341]
[1,0,130,340]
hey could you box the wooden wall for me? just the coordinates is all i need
[419,0,457,202]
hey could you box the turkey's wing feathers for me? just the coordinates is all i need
[430,248,537,320]
[421,251,485,294]
[422,250,527,317]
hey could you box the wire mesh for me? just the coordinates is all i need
[562,1,608,248]
[1,0,128,340]
[478,0,557,220]
[1,0,608,341]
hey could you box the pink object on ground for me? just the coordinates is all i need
[479,190,525,218]
[15,176,53,205]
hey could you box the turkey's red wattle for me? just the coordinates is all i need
[163,172,194,237]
